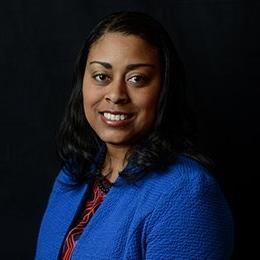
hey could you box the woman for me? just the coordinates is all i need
[35,11,234,259]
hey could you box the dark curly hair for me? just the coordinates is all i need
[56,11,214,184]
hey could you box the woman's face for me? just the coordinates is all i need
[82,32,162,147]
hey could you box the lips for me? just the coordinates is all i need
[99,111,135,127]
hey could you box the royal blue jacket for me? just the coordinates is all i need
[35,155,234,259]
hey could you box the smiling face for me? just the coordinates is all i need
[82,32,162,148]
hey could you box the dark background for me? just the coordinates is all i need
[0,0,259,259]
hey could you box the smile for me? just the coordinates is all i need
[99,111,135,127]
[103,112,128,121]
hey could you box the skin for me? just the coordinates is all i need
[82,32,162,182]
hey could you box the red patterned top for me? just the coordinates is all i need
[60,178,112,260]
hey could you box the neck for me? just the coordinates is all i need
[102,144,131,182]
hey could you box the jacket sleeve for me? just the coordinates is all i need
[144,171,234,260]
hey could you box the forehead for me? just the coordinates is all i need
[87,33,160,65]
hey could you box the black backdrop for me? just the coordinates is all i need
[0,0,259,259]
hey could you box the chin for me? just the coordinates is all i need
[100,134,134,147]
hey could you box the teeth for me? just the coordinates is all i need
[103,112,128,121]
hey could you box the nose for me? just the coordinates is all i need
[105,79,129,104]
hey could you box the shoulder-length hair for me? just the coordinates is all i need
[56,11,213,184]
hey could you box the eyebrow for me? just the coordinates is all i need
[89,61,156,70]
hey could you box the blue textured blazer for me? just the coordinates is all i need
[35,155,234,259]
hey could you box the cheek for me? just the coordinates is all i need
[82,88,89,115]
[143,85,161,110]
[138,90,161,122]
[82,85,104,128]
[82,80,95,110]
[82,86,95,122]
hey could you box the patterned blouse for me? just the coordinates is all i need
[60,177,112,260]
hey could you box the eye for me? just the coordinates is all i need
[127,75,148,86]
[92,73,111,84]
